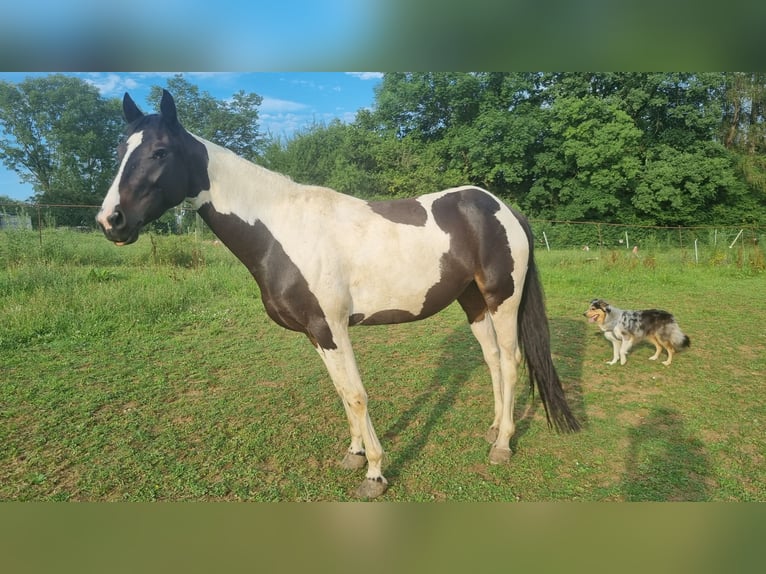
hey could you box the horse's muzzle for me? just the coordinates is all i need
[96,205,141,245]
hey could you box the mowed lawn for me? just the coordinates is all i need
[1,230,764,501]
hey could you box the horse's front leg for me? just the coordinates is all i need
[314,326,388,499]
[337,398,368,470]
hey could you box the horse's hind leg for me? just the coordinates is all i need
[460,284,522,464]
[459,286,504,444]
[469,314,504,443]
[314,325,387,498]
[484,300,522,464]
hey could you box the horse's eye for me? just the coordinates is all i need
[152,148,168,160]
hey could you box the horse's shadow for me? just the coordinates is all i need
[381,315,588,480]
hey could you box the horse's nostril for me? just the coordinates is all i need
[108,206,125,229]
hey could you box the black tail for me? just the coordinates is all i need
[516,217,580,433]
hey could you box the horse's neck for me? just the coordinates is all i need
[188,136,301,221]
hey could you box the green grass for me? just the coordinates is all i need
[1,229,764,500]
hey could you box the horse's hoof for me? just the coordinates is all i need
[489,445,512,465]
[485,426,499,443]
[340,452,367,470]
[354,477,388,499]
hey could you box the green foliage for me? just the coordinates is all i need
[526,95,643,220]
[264,72,765,226]
[633,142,747,225]
[0,75,122,225]
[3,72,766,230]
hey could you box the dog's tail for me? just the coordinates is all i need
[670,327,691,351]
[516,213,580,433]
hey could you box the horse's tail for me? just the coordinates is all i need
[516,214,581,433]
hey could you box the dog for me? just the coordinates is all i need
[584,299,690,366]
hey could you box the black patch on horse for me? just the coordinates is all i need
[197,203,336,350]
[430,188,515,314]
[367,198,428,226]
[351,309,419,326]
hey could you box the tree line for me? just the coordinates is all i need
[1,72,764,228]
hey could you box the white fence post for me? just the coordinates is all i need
[729,229,743,249]
[694,238,699,263]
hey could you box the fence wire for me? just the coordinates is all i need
[1,202,764,264]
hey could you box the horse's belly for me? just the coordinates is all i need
[346,255,470,325]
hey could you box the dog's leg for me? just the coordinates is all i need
[647,335,662,361]
[661,342,675,366]
[605,331,621,365]
[619,336,634,365]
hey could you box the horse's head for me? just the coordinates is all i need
[96,90,209,245]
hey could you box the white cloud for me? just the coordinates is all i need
[260,96,309,113]
[260,109,357,139]
[346,72,383,81]
[260,113,311,138]
[84,73,139,96]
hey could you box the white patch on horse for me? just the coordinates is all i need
[190,136,451,320]
[97,131,144,230]
[493,201,532,297]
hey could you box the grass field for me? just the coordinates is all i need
[1,229,764,501]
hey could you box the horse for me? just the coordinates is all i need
[96,90,580,498]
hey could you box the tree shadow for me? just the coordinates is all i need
[383,315,588,480]
[621,406,711,501]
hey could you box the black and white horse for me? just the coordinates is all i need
[97,90,579,498]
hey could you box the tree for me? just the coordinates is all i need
[523,94,642,221]
[372,72,482,140]
[722,72,766,154]
[721,72,766,208]
[253,72,766,226]
[0,74,122,225]
[633,142,748,225]
[148,75,265,161]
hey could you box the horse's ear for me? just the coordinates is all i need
[123,93,144,123]
[160,89,179,128]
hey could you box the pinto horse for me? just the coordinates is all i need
[97,90,580,498]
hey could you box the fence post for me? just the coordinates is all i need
[37,203,43,249]
[729,229,743,249]
[694,238,699,264]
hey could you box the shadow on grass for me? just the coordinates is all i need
[621,406,711,501]
[382,324,482,481]
[509,317,588,451]
[383,315,587,480]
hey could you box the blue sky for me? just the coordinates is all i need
[0,72,383,202]
[2,1,382,69]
